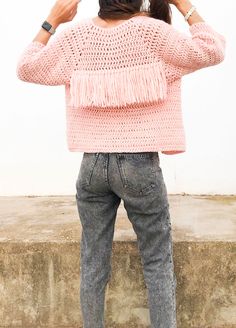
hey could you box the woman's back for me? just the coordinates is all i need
[16,12,225,155]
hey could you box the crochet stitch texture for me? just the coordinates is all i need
[16,15,226,154]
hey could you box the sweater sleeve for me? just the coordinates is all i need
[16,27,73,86]
[150,20,226,80]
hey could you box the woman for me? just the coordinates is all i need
[16,0,226,327]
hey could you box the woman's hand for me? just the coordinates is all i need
[32,0,81,45]
[167,0,204,25]
[47,0,81,26]
[167,0,191,8]
[167,0,181,5]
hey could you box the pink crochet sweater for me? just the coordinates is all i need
[16,15,226,155]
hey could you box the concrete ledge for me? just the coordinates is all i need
[0,195,235,327]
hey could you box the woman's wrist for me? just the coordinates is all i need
[32,15,60,45]
[175,0,193,15]
[175,0,205,25]
[45,15,60,29]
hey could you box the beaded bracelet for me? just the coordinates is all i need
[184,5,197,21]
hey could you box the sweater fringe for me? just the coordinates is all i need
[69,61,167,108]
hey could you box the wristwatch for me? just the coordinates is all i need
[41,20,56,35]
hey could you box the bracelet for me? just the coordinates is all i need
[184,5,197,21]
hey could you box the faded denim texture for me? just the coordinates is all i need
[75,152,177,328]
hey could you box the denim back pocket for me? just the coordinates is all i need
[76,152,99,188]
[116,152,159,195]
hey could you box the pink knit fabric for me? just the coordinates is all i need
[16,16,226,155]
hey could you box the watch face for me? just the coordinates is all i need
[42,21,52,31]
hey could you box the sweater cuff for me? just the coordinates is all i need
[189,21,226,43]
[31,40,46,48]
[189,21,221,34]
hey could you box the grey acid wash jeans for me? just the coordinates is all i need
[75,151,177,328]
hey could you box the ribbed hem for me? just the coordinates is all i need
[67,146,186,154]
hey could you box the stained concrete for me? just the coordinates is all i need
[0,195,235,243]
[0,195,235,327]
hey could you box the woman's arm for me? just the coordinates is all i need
[32,16,60,46]
[151,0,226,80]
[16,0,80,85]
[171,0,205,25]
[32,0,79,45]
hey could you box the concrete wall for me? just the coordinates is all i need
[0,241,235,328]
[0,0,235,196]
